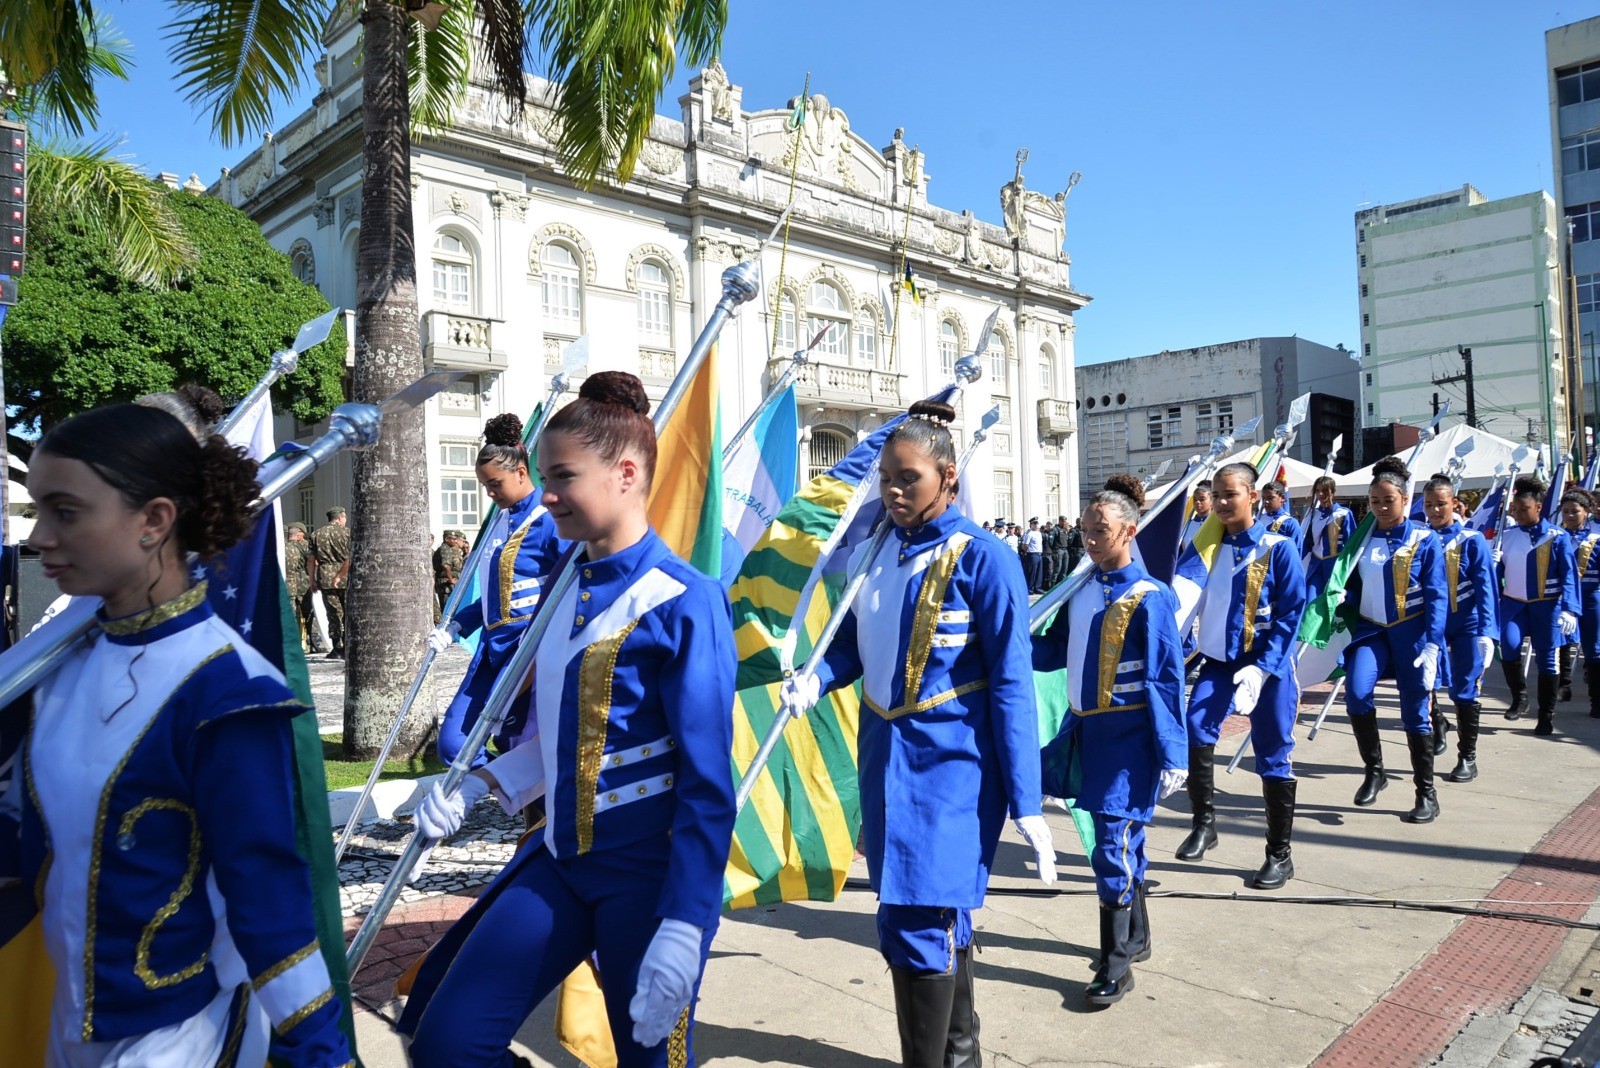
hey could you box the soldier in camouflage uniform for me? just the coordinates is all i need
[433,529,467,625]
[310,506,351,659]
[283,522,326,653]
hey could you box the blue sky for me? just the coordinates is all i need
[90,1,1568,366]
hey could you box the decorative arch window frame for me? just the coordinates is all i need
[1038,341,1057,397]
[938,310,968,378]
[625,245,683,346]
[769,284,802,352]
[854,299,886,369]
[527,221,598,284]
[288,237,315,287]
[796,264,858,360]
[429,226,480,313]
[988,319,1016,396]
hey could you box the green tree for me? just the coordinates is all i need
[1,188,345,459]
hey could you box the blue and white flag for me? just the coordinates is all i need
[1467,478,1506,536]
[1545,456,1571,518]
[721,383,800,584]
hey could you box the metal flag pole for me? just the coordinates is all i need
[1299,433,1344,529]
[345,261,763,977]
[1494,444,1534,553]
[214,308,341,438]
[0,370,467,712]
[722,322,831,464]
[732,395,998,815]
[332,337,589,863]
[1142,457,1174,492]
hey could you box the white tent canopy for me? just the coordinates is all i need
[1331,423,1544,494]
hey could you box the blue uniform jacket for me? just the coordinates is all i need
[1302,504,1356,566]
[1345,519,1447,655]
[1433,521,1497,640]
[1498,519,1580,615]
[1031,561,1187,823]
[453,491,565,656]
[1263,505,1302,544]
[1568,526,1600,593]
[816,505,1040,908]
[1183,521,1307,677]
[1,590,348,1064]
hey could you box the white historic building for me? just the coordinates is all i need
[215,16,1087,538]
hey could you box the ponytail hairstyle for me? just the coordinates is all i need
[1422,473,1456,498]
[544,371,657,487]
[1511,475,1546,503]
[1214,462,1259,488]
[477,412,530,472]
[135,383,227,442]
[1370,455,1410,495]
[1090,473,1145,526]
[36,403,260,560]
[887,398,958,473]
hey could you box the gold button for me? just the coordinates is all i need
[575,615,585,626]
[667,738,676,747]
[663,776,673,787]
[612,755,623,766]
[641,747,651,756]
[584,569,593,578]
[637,785,648,795]
[608,793,619,803]
[581,591,591,601]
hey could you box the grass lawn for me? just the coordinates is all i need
[320,733,447,791]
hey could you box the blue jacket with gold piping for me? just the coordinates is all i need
[470,528,737,930]
[1345,519,1447,654]
[1185,520,1307,677]
[1432,521,1498,640]
[1,588,349,1064]
[1031,560,1187,824]
[1498,519,1580,613]
[1567,525,1600,593]
[1302,503,1356,565]
[815,505,1040,908]
[453,490,564,658]
[1263,504,1302,544]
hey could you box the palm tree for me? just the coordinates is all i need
[0,0,727,757]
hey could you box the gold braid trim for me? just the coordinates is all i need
[1580,536,1598,578]
[99,582,208,636]
[667,1005,692,1068]
[1446,543,1462,614]
[1096,590,1147,709]
[216,984,252,1068]
[576,621,640,854]
[1537,538,1553,600]
[127,799,207,988]
[486,511,538,630]
[1390,541,1419,623]
[863,679,988,721]
[1241,554,1271,653]
[902,536,973,707]
[252,940,319,991]
[276,988,333,1036]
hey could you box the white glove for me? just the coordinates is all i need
[427,621,461,654]
[407,843,434,884]
[778,672,821,721]
[1158,767,1188,799]
[1477,635,1497,669]
[1012,814,1058,886]
[1413,643,1440,692]
[1492,546,1503,567]
[630,918,704,1047]
[1560,612,1579,638]
[413,774,489,841]
[1231,665,1268,716]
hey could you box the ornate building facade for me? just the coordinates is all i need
[219,16,1087,537]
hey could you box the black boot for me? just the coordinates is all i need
[1560,645,1575,702]
[1536,671,1558,736]
[1252,779,1296,889]
[1504,656,1527,720]
[1402,733,1440,823]
[1127,882,1152,963]
[1588,662,1600,719]
[943,945,980,1068]
[1084,905,1136,1008]
[1445,701,1479,782]
[1175,745,1217,861]
[890,967,957,1068]
[1429,695,1451,756]
[1351,715,1387,807]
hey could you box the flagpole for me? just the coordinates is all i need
[723,322,830,465]
[767,74,809,358]
[345,260,763,977]
[332,350,586,863]
[732,384,995,814]
[214,308,340,438]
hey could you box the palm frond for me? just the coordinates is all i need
[0,0,91,93]
[474,0,528,113]
[164,0,324,146]
[408,2,472,133]
[528,0,723,187]
[28,139,197,287]
[14,11,133,138]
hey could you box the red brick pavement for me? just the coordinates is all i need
[343,890,485,1012]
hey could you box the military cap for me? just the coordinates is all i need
[446,529,465,540]
[286,521,307,533]
[326,506,347,520]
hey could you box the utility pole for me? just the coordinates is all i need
[1432,345,1476,428]
[1432,392,1440,418]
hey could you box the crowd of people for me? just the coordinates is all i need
[9,372,1599,1068]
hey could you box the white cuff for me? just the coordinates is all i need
[485,735,547,814]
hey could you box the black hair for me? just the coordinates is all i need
[1312,475,1337,496]
[1561,488,1594,513]
[1511,475,1546,502]
[886,398,958,471]
[134,383,227,441]
[1422,474,1456,497]
[1090,473,1145,524]
[478,412,530,472]
[1214,462,1258,488]
[1262,480,1287,498]
[544,371,658,487]
[1370,456,1409,494]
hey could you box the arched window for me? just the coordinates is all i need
[776,291,798,351]
[807,280,848,357]
[853,308,879,367]
[987,335,1007,393]
[636,260,672,343]
[541,242,583,328]
[1039,344,1056,397]
[809,427,850,481]
[431,231,473,310]
[290,243,315,287]
[938,320,959,376]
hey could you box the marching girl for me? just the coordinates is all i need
[1342,458,1447,822]
[400,373,736,1067]
[1260,479,1301,542]
[1174,463,1307,888]
[1032,475,1188,1008]
[1497,476,1580,737]
[780,398,1052,1068]
[1421,475,1498,783]
[431,412,564,766]
[1558,489,1600,720]
[2,404,351,1066]
[1302,475,1356,603]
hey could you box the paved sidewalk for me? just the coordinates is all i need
[333,672,1600,1067]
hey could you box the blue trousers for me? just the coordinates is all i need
[1187,656,1297,781]
[1345,621,1432,734]
[878,905,973,974]
[1305,556,1338,606]
[1439,630,1489,703]
[437,651,534,767]
[1089,814,1146,906]
[408,845,715,1068]
[1501,600,1561,675]
[1581,587,1600,660]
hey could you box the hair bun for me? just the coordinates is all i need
[1103,473,1145,508]
[1373,456,1410,480]
[175,383,226,427]
[483,412,524,447]
[907,398,957,426]
[580,371,650,415]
